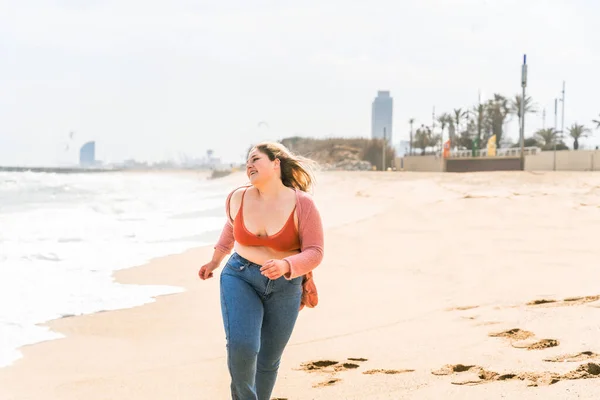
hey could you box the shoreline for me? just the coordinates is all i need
[0,246,198,370]
[2,171,600,399]
[0,244,229,398]
[0,169,248,371]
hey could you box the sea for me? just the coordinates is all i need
[0,170,233,368]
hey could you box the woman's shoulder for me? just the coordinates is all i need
[226,185,249,204]
[294,189,318,213]
[225,184,251,221]
[228,184,250,200]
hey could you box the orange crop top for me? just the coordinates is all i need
[232,188,301,252]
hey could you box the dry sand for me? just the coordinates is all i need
[2,170,600,399]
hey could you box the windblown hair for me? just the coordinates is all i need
[251,141,318,192]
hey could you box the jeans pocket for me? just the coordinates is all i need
[288,276,303,285]
[225,253,248,272]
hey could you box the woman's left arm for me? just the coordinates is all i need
[281,196,324,279]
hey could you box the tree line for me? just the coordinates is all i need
[408,94,600,155]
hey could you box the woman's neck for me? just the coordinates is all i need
[254,179,288,201]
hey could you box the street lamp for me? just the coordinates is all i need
[520,54,527,170]
[553,98,558,170]
[382,127,386,171]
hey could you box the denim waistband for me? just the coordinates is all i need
[230,252,261,268]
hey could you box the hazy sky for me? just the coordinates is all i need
[1,0,599,166]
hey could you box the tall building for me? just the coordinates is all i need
[371,90,393,143]
[79,141,96,166]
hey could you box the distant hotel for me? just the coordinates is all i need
[371,90,393,144]
[80,141,96,166]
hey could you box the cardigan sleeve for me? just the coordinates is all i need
[213,221,235,255]
[282,193,324,279]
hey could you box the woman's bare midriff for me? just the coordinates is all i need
[233,243,299,266]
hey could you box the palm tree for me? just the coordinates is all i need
[453,108,468,147]
[509,95,537,126]
[408,118,415,156]
[568,123,591,150]
[437,113,452,147]
[414,125,441,155]
[456,120,476,150]
[437,114,447,137]
[535,128,558,149]
[593,114,600,130]
[472,103,486,149]
[486,94,510,148]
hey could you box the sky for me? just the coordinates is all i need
[1,0,599,166]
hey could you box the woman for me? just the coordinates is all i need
[198,141,324,400]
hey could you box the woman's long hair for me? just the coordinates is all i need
[251,142,318,192]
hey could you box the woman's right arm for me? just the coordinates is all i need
[212,222,234,261]
[200,187,245,280]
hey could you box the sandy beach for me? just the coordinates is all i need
[2,170,600,399]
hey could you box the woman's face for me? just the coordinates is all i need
[246,148,279,184]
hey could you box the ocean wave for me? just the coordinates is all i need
[0,171,233,368]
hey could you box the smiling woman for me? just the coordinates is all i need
[198,141,324,400]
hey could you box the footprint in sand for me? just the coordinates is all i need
[526,295,600,307]
[544,351,600,362]
[299,360,339,372]
[339,358,415,376]
[312,378,341,388]
[563,296,600,305]
[432,364,479,376]
[489,328,534,341]
[333,362,360,372]
[432,363,600,387]
[489,328,559,350]
[526,299,557,306]
[298,358,369,388]
[299,359,364,373]
[300,357,414,387]
[512,339,560,350]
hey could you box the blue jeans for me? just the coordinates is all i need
[220,252,303,400]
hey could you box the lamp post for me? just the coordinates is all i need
[382,127,386,171]
[520,54,527,170]
[560,81,565,140]
[553,98,558,171]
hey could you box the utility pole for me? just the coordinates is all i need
[560,81,566,140]
[477,90,482,156]
[382,127,386,171]
[409,120,414,156]
[432,106,438,153]
[520,54,527,170]
[554,98,558,171]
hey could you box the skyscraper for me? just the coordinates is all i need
[371,90,393,143]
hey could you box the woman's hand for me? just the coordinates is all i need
[260,259,290,280]
[198,260,219,280]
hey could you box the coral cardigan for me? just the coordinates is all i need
[213,186,324,280]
